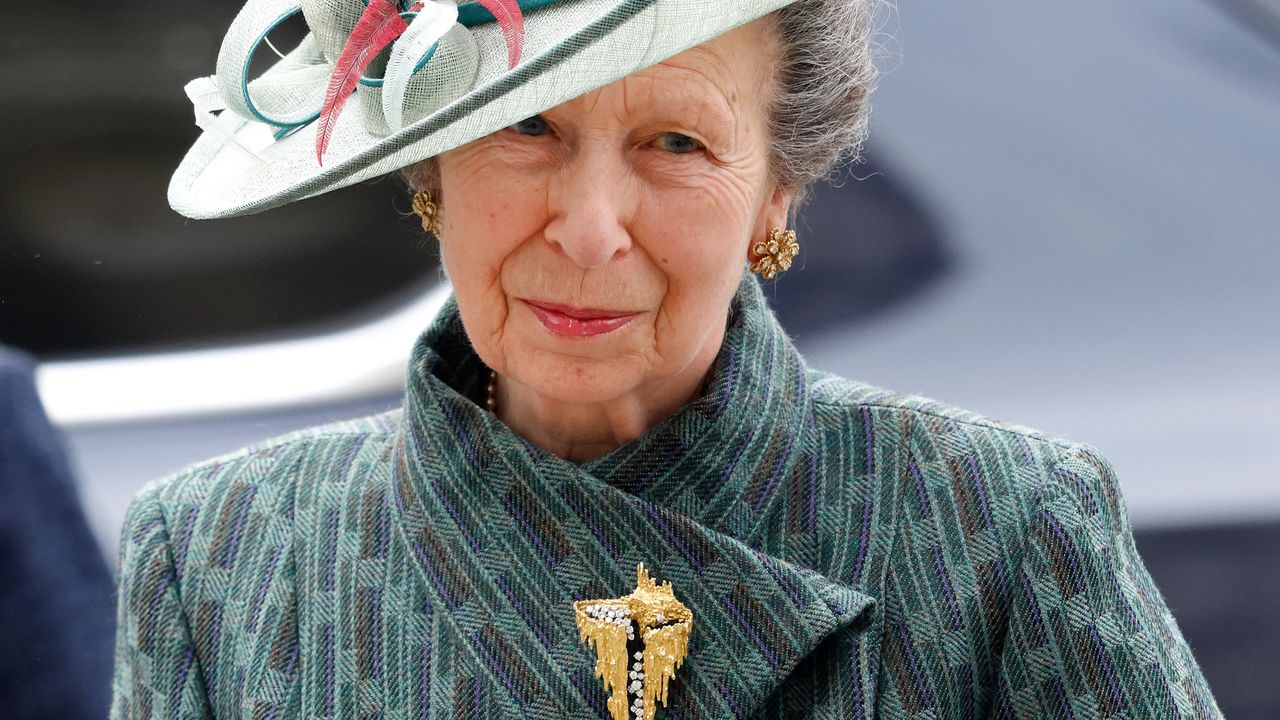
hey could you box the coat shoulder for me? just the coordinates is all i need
[808,369,1072,446]
[127,409,401,514]
[805,369,1121,526]
[117,408,402,582]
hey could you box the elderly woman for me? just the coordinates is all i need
[112,0,1221,718]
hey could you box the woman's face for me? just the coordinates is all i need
[435,18,789,405]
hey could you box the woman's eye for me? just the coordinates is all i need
[512,115,551,136]
[654,132,703,154]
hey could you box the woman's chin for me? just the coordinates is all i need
[509,354,645,407]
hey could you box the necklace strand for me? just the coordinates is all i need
[485,369,498,414]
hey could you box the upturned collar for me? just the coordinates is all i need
[399,271,812,528]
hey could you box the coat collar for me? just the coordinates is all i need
[389,273,879,717]
[402,272,812,526]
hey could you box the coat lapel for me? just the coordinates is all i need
[391,433,876,717]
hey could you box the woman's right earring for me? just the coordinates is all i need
[411,189,442,235]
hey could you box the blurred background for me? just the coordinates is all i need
[2,0,1278,717]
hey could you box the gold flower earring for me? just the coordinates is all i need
[750,228,799,280]
[411,189,442,234]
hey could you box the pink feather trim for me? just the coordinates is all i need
[475,0,525,68]
[315,0,411,165]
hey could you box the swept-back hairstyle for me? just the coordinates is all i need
[769,0,885,204]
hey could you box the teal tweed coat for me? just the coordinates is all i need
[111,276,1222,719]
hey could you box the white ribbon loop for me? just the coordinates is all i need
[215,0,330,128]
[185,76,267,161]
[383,0,460,131]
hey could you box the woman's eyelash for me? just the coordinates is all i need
[512,115,551,136]
[654,132,704,154]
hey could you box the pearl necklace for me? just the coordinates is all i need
[485,369,498,414]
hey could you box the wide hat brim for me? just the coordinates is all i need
[169,0,794,220]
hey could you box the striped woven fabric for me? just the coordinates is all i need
[111,274,1222,719]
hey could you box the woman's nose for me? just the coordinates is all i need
[544,148,636,270]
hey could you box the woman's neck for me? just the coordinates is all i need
[491,355,715,464]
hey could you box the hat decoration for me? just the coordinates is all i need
[184,0,555,170]
[381,0,464,132]
[316,0,525,163]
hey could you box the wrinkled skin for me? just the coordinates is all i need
[434,17,791,461]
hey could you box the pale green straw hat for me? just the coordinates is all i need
[168,0,796,219]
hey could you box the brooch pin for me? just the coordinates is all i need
[574,564,693,720]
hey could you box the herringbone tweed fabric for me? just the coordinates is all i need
[111,274,1222,719]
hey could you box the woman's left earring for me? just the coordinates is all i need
[749,228,799,280]
[412,189,442,235]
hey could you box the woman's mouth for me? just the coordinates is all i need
[520,299,639,338]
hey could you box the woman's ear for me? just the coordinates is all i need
[401,157,442,198]
[752,183,798,245]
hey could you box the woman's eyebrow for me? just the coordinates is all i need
[622,69,742,127]
[636,87,740,133]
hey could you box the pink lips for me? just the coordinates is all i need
[520,299,638,338]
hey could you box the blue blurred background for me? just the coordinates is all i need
[1,0,1277,717]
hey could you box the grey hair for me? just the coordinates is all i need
[768,0,885,205]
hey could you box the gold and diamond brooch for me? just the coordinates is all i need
[574,564,693,720]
